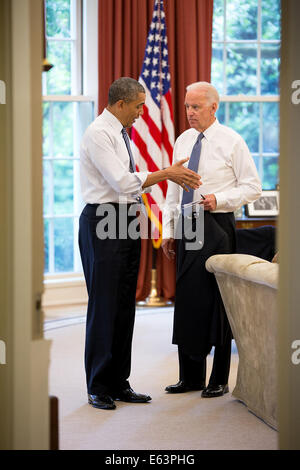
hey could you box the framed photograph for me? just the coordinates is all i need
[245,190,279,217]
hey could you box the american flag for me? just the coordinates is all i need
[132,0,174,249]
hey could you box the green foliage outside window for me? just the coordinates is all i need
[212,0,280,190]
[45,0,72,95]
[46,0,71,38]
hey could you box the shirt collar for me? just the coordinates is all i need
[103,108,124,134]
[202,118,220,141]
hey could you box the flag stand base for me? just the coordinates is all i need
[137,268,173,307]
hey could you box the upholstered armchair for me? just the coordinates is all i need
[206,253,278,430]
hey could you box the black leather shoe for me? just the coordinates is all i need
[165,380,205,393]
[112,387,152,403]
[88,394,116,410]
[201,384,229,398]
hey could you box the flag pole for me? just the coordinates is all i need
[138,243,173,307]
[133,0,174,307]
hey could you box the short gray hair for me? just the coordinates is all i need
[108,77,145,105]
[186,81,219,108]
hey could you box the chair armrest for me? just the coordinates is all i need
[206,253,278,290]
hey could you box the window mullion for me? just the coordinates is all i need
[259,102,264,183]
[257,0,262,96]
[42,95,93,102]
[77,0,83,94]
[49,219,55,274]
[49,102,55,218]
[70,0,77,38]
[225,101,230,127]
[73,101,78,216]
[223,0,227,95]
[70,0,82,95]
[219,95,279,102]
[48,102,55,274]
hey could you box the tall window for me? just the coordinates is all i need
[43,0,94,275]
[211,0,280,189]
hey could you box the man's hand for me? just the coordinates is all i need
[200,194,217,211]
[142,158,201,190]
[166,158,201,191]
[162,238,175,261]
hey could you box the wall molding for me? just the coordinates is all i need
[42,277,87,319]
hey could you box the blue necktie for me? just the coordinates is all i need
[181,132,204,207]
[121,128,136,173]
[121,127,143,203]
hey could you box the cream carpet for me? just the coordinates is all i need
[45,308,278,450]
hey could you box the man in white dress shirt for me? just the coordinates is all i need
[79,77,201,410]
[163,82,262,398]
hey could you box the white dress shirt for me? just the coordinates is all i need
[80,108,149,204]
[163,118,262,239]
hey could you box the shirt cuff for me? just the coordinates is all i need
[142,187,152,194]
[214,192,228,211]
[134,170,149,188]
[162,218,175,239]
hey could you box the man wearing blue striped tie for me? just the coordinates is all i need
[79,77,202,410]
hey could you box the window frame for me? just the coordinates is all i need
[43,0,98,282]
[212,0,280,191]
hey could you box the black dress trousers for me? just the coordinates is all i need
[79,203,141,395]
[173,211,236,386]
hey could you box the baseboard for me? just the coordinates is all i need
[42,277,88,320]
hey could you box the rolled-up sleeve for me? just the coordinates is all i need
[88,129,149,195]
